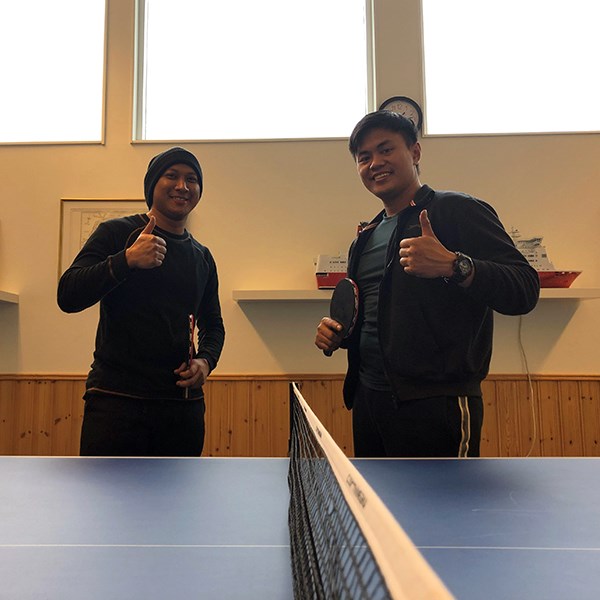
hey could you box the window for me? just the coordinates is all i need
[0,0,106,144]
[135,0,372,141]
[421,0,600,135]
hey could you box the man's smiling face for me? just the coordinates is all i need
[355,128,421,211]
[151,163,201,222]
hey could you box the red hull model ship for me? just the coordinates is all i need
[509,229,581,288]
[315,254,348,289]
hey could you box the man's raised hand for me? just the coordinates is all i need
[125,216,167,269]
[398,209,455,278]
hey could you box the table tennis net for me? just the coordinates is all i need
[287,382,454,600]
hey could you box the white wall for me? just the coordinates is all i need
[1,0,599,376]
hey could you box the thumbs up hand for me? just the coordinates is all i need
[398,210,455,278]
[125,215,168,269]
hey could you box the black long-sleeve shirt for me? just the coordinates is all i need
[58,213,225,400]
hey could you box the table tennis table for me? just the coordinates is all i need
[1,456,600,599]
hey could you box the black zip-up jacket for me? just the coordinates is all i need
[58,214,225,401]
[342,185,540,408]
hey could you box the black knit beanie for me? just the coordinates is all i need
[143,147,203,208]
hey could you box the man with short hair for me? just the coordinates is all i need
[315,111,539,458]
[58,147,225,457]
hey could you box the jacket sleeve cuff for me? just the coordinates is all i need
[197,353,216,373]
[109,250,131,282]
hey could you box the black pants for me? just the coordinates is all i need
[352,383,483,458]
[80,394,206,457]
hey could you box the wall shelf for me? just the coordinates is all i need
[0,290,19,304]
[232,289,332,302]
[538,289,600,299]
[232,288,600,302]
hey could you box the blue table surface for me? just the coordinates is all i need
[355,457,600,600]
[0,457,292,600]
[2,456,600,599]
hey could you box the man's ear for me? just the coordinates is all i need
[411,141,422,166]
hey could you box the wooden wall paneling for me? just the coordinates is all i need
[580,380,600,456]
[2,375,600,458]
[51,379,85,456]
[249,380,289,457]
[201,380,221,455]
[0,378,85,456]
[31,381,54,456]
[537,380,563,456]
[204,380,248,456]
[328,380,354,457]
[495,380,522,456]
[15,381,35,455]
[229,381,252,456]
[0,379,17,454]
[480,379,499,456]
[515,379,540,457]
[558,380,584,456]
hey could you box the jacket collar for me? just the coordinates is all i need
[362,184,433,232]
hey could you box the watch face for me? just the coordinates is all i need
[379,96,423,131]
[457,258,471,276]
[452,253,473,283]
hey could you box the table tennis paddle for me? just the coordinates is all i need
[324,278,359,357]
[184,314,196,399]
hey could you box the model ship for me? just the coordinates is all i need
[315,254,348,289]
[509,229,581,288]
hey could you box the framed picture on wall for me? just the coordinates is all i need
[58,198,146,277]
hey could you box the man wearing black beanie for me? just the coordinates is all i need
[58,147,225,457]
[144,146,203,208]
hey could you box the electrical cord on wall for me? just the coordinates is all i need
[517,315,536,457]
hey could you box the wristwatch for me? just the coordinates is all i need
[448,252,474,284]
